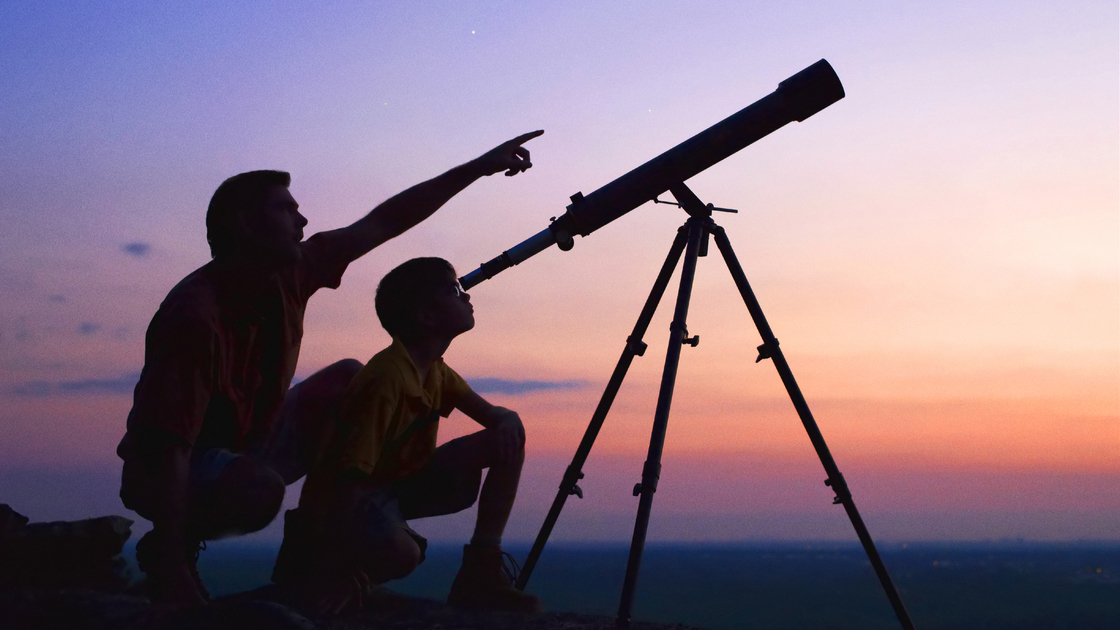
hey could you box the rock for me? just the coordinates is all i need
[0,588,150,630]
[0,505,708,629]
[1,504,30,534]
[0,504,133,591]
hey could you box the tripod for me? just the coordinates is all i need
[514,183,916,630]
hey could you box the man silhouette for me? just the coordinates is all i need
[116,131,543,607]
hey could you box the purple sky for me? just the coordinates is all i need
[1,2,1116,543]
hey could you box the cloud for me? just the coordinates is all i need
[121,242,151,257]
[77,322,101,335]
[9,373,139,397]
[468,377,588,396]
[6,373,583,398]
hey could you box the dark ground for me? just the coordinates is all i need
[0,585,708,630]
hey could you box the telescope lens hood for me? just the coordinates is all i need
[777,59,846,122]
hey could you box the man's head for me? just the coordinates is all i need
[206,170,307,263]
[376,258,474,343]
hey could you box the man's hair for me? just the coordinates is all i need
[376,257,457,341]
[205,170,291,259]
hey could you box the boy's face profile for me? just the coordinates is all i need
[419,277,475,340]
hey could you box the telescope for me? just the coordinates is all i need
[459,58,845,290]
[467,59,917,629]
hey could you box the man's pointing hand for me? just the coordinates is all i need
[476,130,544,177]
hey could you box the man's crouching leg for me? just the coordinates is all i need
[122,438,285,604]
[188,454,286,539]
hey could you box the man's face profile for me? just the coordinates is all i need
[242,185,307,265]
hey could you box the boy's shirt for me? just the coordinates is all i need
[336,337,471,484]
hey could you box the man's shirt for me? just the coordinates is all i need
[118,233,350,458]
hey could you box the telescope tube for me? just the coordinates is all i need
[460,59,844,289]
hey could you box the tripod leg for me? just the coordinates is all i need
[616,217,706,628]
[515,227,690,591]
[709,224,917,630]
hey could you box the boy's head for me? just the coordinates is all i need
[376,257,474,343]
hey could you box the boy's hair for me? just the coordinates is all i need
[206,170,291,259]
[376,257,457,340]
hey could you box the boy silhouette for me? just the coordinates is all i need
[275,257,540,613]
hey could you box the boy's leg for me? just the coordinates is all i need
[279,486,424,615]
[469,437,523,548]
[395,429,540,612]
[396,429,521,545]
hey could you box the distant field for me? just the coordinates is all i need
[128,540,1118,630]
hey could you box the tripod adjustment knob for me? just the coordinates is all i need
[570,484,584,499]
[682,334,699,347]
[633,483,643,496]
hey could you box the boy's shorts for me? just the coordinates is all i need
[274,431,485,583]
[348,434,484,560]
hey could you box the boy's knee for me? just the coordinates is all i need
[220,458,286,533]
[370,529,423,580]
[249,469,286,531]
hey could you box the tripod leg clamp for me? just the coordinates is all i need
[755,339,779,363]
[825,474,852,505]
[563,465,585,499]
[626,335,648,357]
[633,460,662,496]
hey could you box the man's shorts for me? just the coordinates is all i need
[119,378,318,519]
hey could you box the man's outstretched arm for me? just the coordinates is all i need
[328,130,544,263]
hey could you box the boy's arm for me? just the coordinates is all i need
[457,390,525,465]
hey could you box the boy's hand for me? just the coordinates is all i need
[474,130,544,177]
[458,391,527,463]
[491,408,526,464]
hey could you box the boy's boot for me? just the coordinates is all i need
[272,508,314,587]
[447,543,542,612]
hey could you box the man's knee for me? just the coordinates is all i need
[279,358,363,478]
[300,359,362,398]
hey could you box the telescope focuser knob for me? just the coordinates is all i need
[555,229,574,251]
[549,214,576,251]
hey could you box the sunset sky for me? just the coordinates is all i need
[1,2,1116,545]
